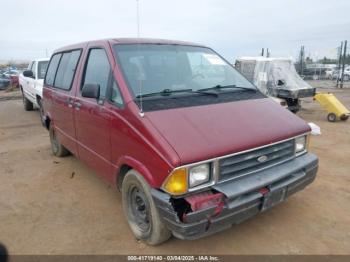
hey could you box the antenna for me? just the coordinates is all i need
[136,0,144,117]
[136,0,140,39]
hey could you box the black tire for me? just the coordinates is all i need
[122,170,171,245]
[340,114,349,121]
[22,91,33,111]
[327,113,337,122]
[38,99,46,126]
[49,124,69,157]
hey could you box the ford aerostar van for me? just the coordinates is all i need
[43,38,318,245]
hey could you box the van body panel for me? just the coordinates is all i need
[145,97,310,165]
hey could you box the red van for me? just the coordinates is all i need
[43,38,318,245]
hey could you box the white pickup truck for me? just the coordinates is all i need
[19,58,49,123]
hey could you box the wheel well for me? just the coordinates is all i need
[117,164,132,190]
[36,95,41,104]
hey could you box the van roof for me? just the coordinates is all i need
[53,38,206,54]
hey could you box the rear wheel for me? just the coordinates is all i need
[327,113,337,122]
[286,98,300,114]
[22,91,33,111]
[49,124,69,157]
[122,170,171,245]
[38,99,46,126]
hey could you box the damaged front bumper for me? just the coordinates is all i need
[151,153,318,240]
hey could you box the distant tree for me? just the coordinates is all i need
[344,54,350,64]
[305,57,313,63]
[318,56,337,64]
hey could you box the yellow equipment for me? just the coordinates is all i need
[314,93,350,122]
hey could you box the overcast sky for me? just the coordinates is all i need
[1,0,349,62]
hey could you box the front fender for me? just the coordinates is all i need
[116,156,158,188]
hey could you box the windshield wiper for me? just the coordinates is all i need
[198,84,257,92]
[135,89,192,98]
[135,88,218,98]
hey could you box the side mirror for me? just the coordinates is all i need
[82,84,100,99]
[23,70,34,78]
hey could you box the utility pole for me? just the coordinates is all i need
[299,45,305,76]
[336,42,343,88]
[340,40,347,89]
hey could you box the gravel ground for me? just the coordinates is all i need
[0,84,349,255]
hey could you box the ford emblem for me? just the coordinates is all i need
[257,155,268,163]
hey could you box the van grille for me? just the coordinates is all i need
[218,140,295,182]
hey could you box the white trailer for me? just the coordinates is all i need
[235,57,316,113]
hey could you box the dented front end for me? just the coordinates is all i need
[151,153,318,240]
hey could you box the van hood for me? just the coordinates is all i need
[145,98,310,166]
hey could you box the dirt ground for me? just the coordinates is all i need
[0,82,350,255]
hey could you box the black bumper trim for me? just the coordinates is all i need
[268,87,316,99]
[152,153,318,240]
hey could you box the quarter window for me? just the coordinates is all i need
[45,54,62,86]
[27,62,33,70]
[31,62,37,79]
[82,48,111,99]
[110,80,123,106]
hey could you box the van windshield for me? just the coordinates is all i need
[113,44,255,98]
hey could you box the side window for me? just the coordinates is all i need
[82,48,110,99]
[31,62,37,78]
[110,80,123,106]
[37,61,49,80]
[54,50,81,90]
[45,53,62,86]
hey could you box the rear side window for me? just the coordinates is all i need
[45,54,62,86]
[82,48,110,99]
[37,61,49,79]
[54,50,81,90]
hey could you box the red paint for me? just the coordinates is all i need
[259,187,270,196]
[43,38,311,189]
[185,192,224,212]
[10,75,19,87]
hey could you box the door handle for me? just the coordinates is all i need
[74,102,81,110]
[67,98,74,108]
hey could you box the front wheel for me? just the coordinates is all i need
[122,170,171,245]
[22,91,33,111]
[38,99,46,126]
[327,113,337,122]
